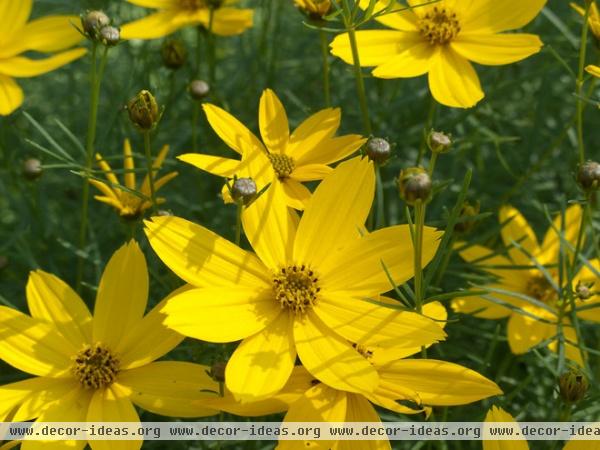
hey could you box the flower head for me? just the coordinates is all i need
[295,0,332,20]
[179,89,366,210]
[121,0,253,40]
[90,139,178,220]
[145,157,446,402]
[0,241,219,439]
[330,0,545,108]
[0,1,86,115]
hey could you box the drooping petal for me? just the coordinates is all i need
[461,0,546,34]
[483,406,529,450]
[539,204,583,265]
[293,311,378,395]
[506,311,554,354]
[499,205,541,266]
[0,74,24,116]
[0,306,75,376]
[92,241,148,350]
[330,30,418,67]
[178,153,240,177]
[117,361,219,417]
[259,89,289,154]
[203,103,265,155]
[428,47,484,108]
[373,41,437,78]
[144,215,270,288]
[294,157,374,268]
[451,33,542,66]
[161,287,280,343]
[226,313,296,402]
[120,10,183,40]
[379,359,502,405]
[0,49,86,78]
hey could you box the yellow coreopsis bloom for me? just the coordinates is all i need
[330,0,545,108]
[0,241,219,449]
[452,205,600,365]
[295,0,332,19]
[0,1,86,115]
[145,157,446,402]
[571,1,600,40]
[91,139,178,220]
[179,89,366,210]
[121,0,253,40]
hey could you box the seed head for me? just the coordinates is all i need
[161,39,187,70]
[365,137,392,165]
[127,90,159,131]
[398,167,432,205]
[577,160,600,191]
[81,11,110,41]
[427,130,452,154]
[22,158,43,180]
[231,177,257,205]
[189,80,210,101]
[558,368,589,404]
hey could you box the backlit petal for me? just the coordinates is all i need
[452,33,542,66]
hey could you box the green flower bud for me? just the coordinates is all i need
[99,26,120,46]
[558,369,589,404]
[22,158,43,180]
[398,167,432,205]
[575,281,595,300]
[365,137,392,165]
[427,130,452,154]
[161,39,187,70]
[127,90,159,131]
[189,80,210,101]
[231,177,257,205]
[577,160,600,191]
[81,11,110,41]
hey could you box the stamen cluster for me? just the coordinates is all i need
[72,343,120,389]
[268,154,296,179]
[418,6,461,45]
[526,274,556,305]
[273,265,320,315]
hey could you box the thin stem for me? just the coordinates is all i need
[195,25,203,77]
[235,199,243,246]
[207,8,216,85]
[576,2,591,164]
[428,152,438,176]
[375,164,385,228]
[417,97,436,166]
[319,30,331,107]
[143,132,158,214]
[414,201,425,313]
[192,102,200,152]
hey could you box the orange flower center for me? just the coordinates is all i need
[268,153,296,179]
[273,265,320,315]
[72,343,120,389]
[526,274,556,304]
[418,6,460,45]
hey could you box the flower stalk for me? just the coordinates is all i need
[319,30,331,107]
[143,131,158,214]
[576,1,592,164]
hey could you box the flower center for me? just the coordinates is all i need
[352,343,374,361]
[72,343,120,389]
[273,265,320,315]
[526,274,556,304]
[268,153,295,179]
[418,6,460,45]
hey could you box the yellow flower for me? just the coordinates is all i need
[571,1,600,40]
[0,241,219,448]
[0,1,86,115]
[121,0,253,40]
[179,89,366,210]
[330,0,545,108]
[211,303,501,450]
[295,0,332,19]
[586,64,600,78]
[452,205,600,365]
[90,139,178,220]
[145,157,446,402]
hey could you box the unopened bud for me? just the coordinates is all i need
[455,201,480,234]
[559,369,589,403]
[189,80,210,101]
[427,130,452,154]
[209,361,226,382]
[99,26,120,46]
[575,281,594,300]
[365,137,391,165]
[81,11,110,41]
[22,158,43,180]
[161,39,186,70]
[398,167,432,205]
[231,178,257,205]
[577,160,600,191]
[127,90,159,131]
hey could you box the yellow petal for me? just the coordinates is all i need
[162,287,280,342]
[452,33,542,66]
[539,204,583,265]
[287,108,340,158]
[295,135,366,167]
[461,0,546,34]
[123,139,136,190]
[210,7,254,36]
[360,0,419,31]
[499,205,541,266]
[92,241,148,350]
[95,153,120,187]
[0,74,24,116]
[373,41,437,78]
[0,306,75,376]
[458,243,529,286]
[547,321,584,366]
[451,285,514,319]
[117,361,219,417]
[89,179,118,200]
[127,0,179,7]
[0,48,86,78]
[507,311,554,354]
[203,103,265,155]
[483,405,529,450]
[315,295,445,349]
[380,359,502,405]
[120,10,183,40]
[428,47,484,108]
[586,64,600,78]
[11,378,77,422]
[320,225,441,295]
[0,0,32,39]
[294,157,374,268]
[291,164,333,181]
[259,89,289,154]
[330,30,417,67]
[339,394,391,450]
[144,215,270,288]
[226,313,296,402]
[178,153,240,177]
[293,311,379,395]
[0,376,67,422]
[26,270,92,348]
[280,178,312,210]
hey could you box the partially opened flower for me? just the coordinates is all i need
[121,0,253,40]
[90,139,178,220]
[452,205,600,364]
[0,241,219,449]
[179,89,366,209]
[0,1,86,115]
[145,157,446,402]
[571,1,600,41]
[330,0,545,108]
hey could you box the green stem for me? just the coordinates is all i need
[235,199,243,246]
[143,131,158,214]
[417,97,436,166]
[207,8,216,85]
[428,152,438,176]
[195,25,203,78]
[192,102,199,152]
[576,2,591,164]
[319,30,331,107]
[374,164,385,228]
[76,43,108,293]
[414,201,425,314]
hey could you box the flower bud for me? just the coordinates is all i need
[558,369,589,404]
[231,177,257,205]
[22,158,43,180]
[99,26,120,46]
[575,281,594,300]
[188,80,210,101]
[209,361,226,382]
[127,90,159,131]
[398,167,432,205]
[295,0,332,21]
[577,160,600,191]
[427,130,452,154]
[81,11,110,41]
[365,137,391,165]
[455,201,480,234]
[161,39,186,70]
